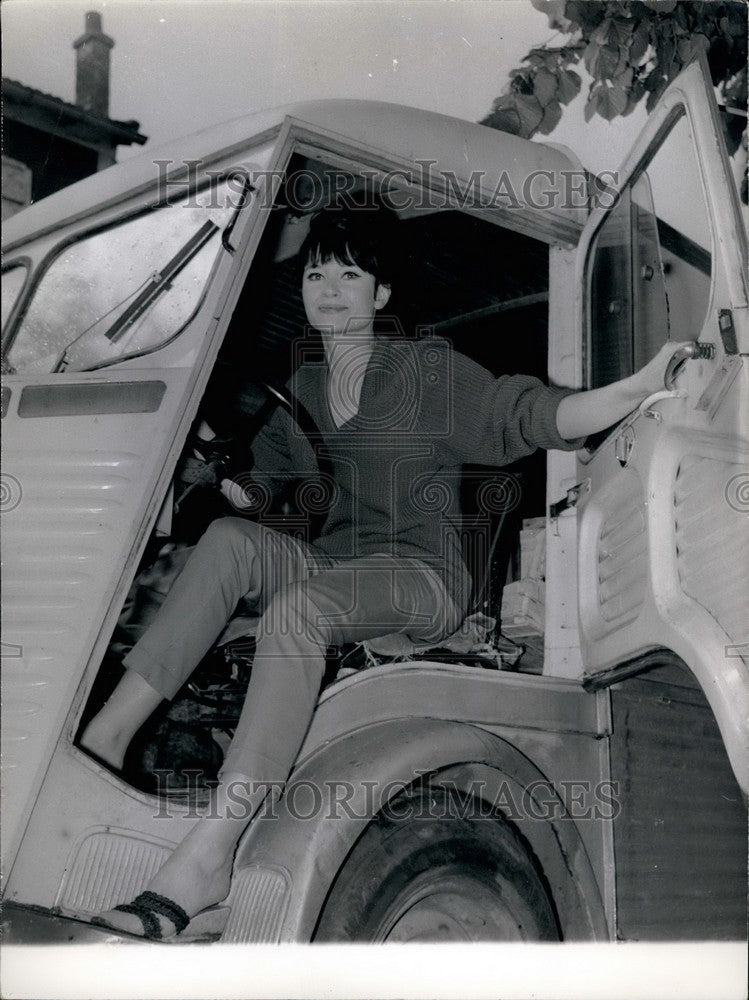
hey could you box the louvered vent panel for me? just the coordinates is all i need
[1,452,140,780]
[597,492,647,626]
[57,831,171,914]
[674,456,749,652]
[221,867,289,943]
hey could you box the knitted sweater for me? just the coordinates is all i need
[250,336,582,612]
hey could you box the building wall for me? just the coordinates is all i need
[2,155,33,221]
[4,120,101,208]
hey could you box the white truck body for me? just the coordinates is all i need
[1,56,746,944]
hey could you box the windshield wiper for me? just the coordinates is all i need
[104,220,219,344]
[54,220,219,372]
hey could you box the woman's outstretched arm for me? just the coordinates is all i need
[555,340,694,441]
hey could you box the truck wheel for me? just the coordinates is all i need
[314,785,560,942]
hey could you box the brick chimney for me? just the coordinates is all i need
[73,11,114,117]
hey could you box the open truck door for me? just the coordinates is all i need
[0,132,280,878]
[572,55,749,793]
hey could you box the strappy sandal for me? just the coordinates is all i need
[92,890,190,940]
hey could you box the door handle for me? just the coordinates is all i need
[664,341,715,390]
[640,341,716,421]
[639,388,687,422]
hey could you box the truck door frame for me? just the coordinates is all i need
[571,55,749,792]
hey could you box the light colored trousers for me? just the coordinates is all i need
[123,517,460,786]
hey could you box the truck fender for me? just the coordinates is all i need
[222,716,608,942]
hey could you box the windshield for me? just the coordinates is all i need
[4,182,235,374]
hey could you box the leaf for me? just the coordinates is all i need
[537,98,563,135]
[583,39,602,76]
[613,66,634,90]
[533,67,559,106]
[629,19,651,63]
[654,35,676,73]
[675,3,691,31]
[623,77,645,115]
[514,93,545,137]
[607,0,634,17]
[542,49,564,71]
[645,74,669,112]
[598,43,624,79]
[642,1,677,12]
[527,44,582,75]
[590,18,612,46]
[643,67,663,93]
[586,39,621,79]
[608,16,635,48]
[556,67,582,103]
[596,84,629,121]
[558,43,586,61]
[566,0,607,31]
[480,103,522,136]
[492,93,517,110]
[584,88,600,122]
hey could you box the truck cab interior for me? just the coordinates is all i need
[73,153,557,797]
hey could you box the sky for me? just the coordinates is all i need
[2,0,650,174]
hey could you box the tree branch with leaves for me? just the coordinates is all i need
[481,1,747,201]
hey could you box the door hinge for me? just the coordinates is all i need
[221,175,256,255]
[718,309,738,355]
[549,479,590,520]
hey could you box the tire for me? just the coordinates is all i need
[314,784,561,942]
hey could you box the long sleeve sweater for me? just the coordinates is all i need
[249,336,583,613]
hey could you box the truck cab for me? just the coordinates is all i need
[2,55,747,944]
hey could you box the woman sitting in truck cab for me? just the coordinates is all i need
[81,204,686,939]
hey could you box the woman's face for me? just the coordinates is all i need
[302,255,391,337]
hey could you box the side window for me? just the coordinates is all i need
[1,262,28,333]
[588,112,712,389]
[4,182,239,374]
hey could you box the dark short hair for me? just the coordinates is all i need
[298,205,400,290]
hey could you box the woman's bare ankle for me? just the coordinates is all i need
[78,670,164,770]
[79,717,130,770]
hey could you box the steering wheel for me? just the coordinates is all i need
[177,380,335,539]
